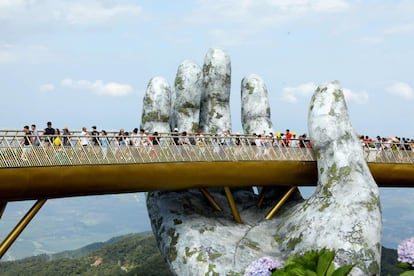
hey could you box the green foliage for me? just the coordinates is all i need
[0,232,173,276]
[272,248,354,276]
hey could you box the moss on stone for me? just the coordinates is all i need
[227,272,242,276]
[144,96,153,105]
[160,114,169,122]
[208,107,216,119]
[273,234,284,244]
[316,151,321,159]
[286,233,303,250]
[210,126,218,134]
[333,89,343,102]
[173,218,182,225]
[175,76,184,90]
[225,73,231,86]
[209,253,222,260]
[178,107,190,116]
[329,162,338,176]
[203,63,213,75]
[363,192,380,212]
[191,122,199,132]
[310,104,314,111]
[167,228,179,261]
[215,113,223,119]
[205,264,219,276]
[245,238,260,250]
[182,101,196,109]
[199,226,215,234]
[185,247,197,258]
[142,111,169,124]
[244,82,254,95]
[368,260,379,274]
[318,202,330,212]
[197,252,205,262]
[339,165,351,177]
[266,107,271,117]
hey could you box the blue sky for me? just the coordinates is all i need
[1,0,413,138]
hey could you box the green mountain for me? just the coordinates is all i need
[0,232,405,275]
[0,232,172,276]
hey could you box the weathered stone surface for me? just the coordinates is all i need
[147,188,301,275]
[241,74,273,134]
[171,60,203,133]
[199,48,232,134]
[145,69,381,273]
[273,81,382,275]
[140,76,171,133]
[286,82,382,275]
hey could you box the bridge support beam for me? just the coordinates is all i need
[224,187,242,224]
[0,199,47,259]
[264,186,296,220]
[199,188,222,211]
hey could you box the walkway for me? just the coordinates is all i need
[0,130,413,258]
[1,131,413,201]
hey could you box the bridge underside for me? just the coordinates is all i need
[0,161,413,201]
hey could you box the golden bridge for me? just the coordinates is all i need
[0,130,413,258]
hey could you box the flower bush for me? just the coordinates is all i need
[244,256,283,276]
[397,237,414,275]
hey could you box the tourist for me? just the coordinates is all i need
[100,130,109,159]
[80,127,89,147]
[31,124,40,146]
[20,125,33,161]
[43,121,55,145]
[62,127,71,147]
[91,126,99,146]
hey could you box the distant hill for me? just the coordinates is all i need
[0,232,405,275]
[0,232,173,276]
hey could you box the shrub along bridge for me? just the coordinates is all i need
[0,130,413,258]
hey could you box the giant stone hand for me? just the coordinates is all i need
[141,49,381,275]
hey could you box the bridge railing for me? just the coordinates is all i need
[0,131,413,168]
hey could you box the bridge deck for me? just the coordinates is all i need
[1,132,413,201]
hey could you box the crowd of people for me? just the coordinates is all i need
[17,122,413,162]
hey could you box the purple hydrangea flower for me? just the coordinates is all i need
[398,237,414,267]
[244,256,283,276]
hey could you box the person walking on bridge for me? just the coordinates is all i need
[20,125,33,161]
[43,121,55,145]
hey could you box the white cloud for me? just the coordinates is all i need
[343,89,369,104]
[385,81,413,100]
[281,82,316,103]
[0,0,25,9]
[0,0,143,34]
[188,0,349,25]
[39,83,55,92]
[56,1,143,25]
[61,78,133,96]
